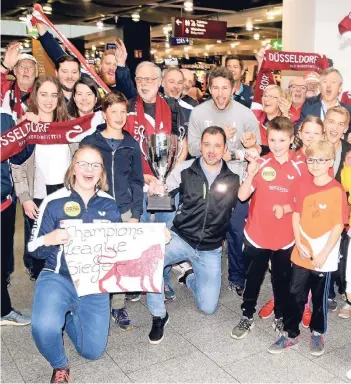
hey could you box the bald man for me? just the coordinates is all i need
[288,77,307,124]
[181,68,199,106]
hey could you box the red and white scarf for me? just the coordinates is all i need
[253,50,329,103]
[27,4,110,94]
[125,94,172,175]
[0,112,103,162]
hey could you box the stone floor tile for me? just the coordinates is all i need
[0,361,24,383]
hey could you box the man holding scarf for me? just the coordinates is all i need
[0,42,37,122]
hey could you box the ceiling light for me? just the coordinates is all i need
[184,46,190,51]
[204,52,209,57]
[254,33,260,40]
[92,45,96,51]
[254,27,260,30]
[266,10,275,20]
[132,12,140,22]
[217,40,222,43]
[254,18,263,22]
[184,1,193,12]
[96,21,104,28]
[165,42,170,48]
[150,49,157,54]
[165,48,171,53]
[246,19,253,31]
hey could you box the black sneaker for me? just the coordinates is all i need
[178,268,194,284]
[148,312,169,345]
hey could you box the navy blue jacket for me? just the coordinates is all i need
[28,188,121,277]
[294,95,351,133]
[39,31,125,93]
[1,112,34,201]
[233,84,253,109]
[80,127,144,219]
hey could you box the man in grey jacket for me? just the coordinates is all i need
[188,66,260,297]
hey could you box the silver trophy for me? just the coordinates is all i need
[139,125,185,211]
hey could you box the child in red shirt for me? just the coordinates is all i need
[268,140,348,355]
[231,116,303,340]
[258,116,325,324]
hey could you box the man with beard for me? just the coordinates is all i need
[295,68,351,132]
[145,127,240,344]
[1,41,37,121]
[225,55,253,108]
[36,23,125,94]
[288,77,307,124]
[188,66,260,298]
[180,68,199,105]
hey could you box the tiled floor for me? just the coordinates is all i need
[1,209,351,383]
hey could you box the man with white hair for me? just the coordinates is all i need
[288,77,307,124]
[0,41,37,121]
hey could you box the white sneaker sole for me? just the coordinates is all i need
[0,320,31,326]
[148,317,169,345]
[231,322,255,339]
[310,349,325,357]
[259,311,274,320]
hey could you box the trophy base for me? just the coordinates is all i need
[147,195,175,212]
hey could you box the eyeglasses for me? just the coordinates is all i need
[262,95,279,100]
[306,158,331,164]
[75,161,103,171]
[135,76,158,84]
[289,85,307,92]
[16,64,35,71]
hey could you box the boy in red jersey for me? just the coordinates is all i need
[231,116,303,339]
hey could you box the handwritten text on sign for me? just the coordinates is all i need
[63,222,165,297]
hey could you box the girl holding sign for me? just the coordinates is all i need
[28,144,121,383]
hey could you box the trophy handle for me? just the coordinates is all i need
[176,126,186,159]
[138,125,147,159]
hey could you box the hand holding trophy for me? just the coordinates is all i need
[138,125,185,211]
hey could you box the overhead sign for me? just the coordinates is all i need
[168,37,190,46]
[173,17,227,40]
[271,39,282,51]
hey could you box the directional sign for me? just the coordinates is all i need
[168,37,190,46]
[173,17,227,40]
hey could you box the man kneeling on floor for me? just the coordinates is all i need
[146,126,240,344]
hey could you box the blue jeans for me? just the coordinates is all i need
[147,231,222,317]
[31,271,110,369]
[227,200,249,288]
[140,192,179,286]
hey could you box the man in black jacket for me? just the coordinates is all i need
[295,68,351,133]
[145,126,240,344]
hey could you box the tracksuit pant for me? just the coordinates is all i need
[241,244,293,320]
[284,263,331,338]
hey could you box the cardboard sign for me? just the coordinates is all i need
[173,17,227,40]
[62,222,166,297]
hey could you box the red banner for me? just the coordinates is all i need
[1,112,103,162]
[253,50,329,102]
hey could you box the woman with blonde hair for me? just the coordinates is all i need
[11,76,78,279]
[252,84,291,154]
[29,145,121,384]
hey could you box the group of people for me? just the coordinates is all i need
[1,19,351,383]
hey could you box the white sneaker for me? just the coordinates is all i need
[1,310,31,326]
[338,303,351,319]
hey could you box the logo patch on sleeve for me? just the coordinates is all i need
[63,201,81,217]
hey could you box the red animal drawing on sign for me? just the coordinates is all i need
[95,244,164,293]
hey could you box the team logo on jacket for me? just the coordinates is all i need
[262,166,276,181]
[63,201,81,217]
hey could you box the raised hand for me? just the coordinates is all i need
[3,42,22,71]
[115,38,128,66]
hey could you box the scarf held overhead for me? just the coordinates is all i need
[0,112,103,162]
[253,50,329,103]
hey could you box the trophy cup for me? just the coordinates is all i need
[138,126,185,211]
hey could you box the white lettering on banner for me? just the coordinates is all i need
[62,223,166,297]
[259,73,271,91]
[268,52,318,65]
[65,125,83,142]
